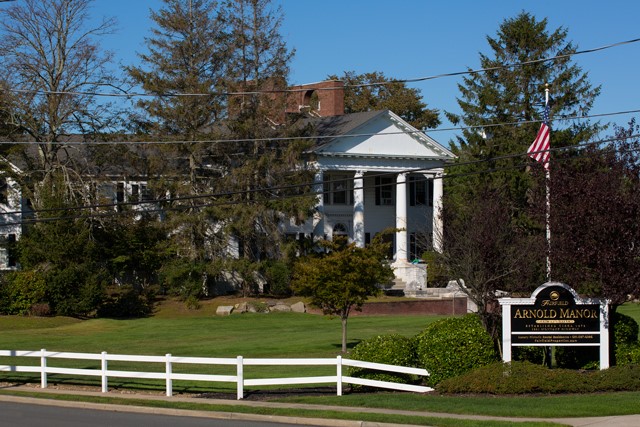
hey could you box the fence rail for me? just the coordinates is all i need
[0,349,433,399]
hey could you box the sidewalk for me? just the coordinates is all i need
[0,385,639,427]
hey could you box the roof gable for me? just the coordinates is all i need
[312,110,454,160]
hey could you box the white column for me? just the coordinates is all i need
[353,170,365,248]
[432,172,444,252]
[313,170,325,241]
[395,172,408,263]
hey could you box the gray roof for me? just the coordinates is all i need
[300,110,388,150]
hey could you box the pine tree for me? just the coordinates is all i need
[126,1,235,296]
[447,12,600,210]
[218,0,315,265]
[438,13,601,343]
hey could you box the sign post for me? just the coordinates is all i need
[499,282,609,369]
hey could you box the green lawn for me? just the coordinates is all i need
[0,311,441,356]
[0,301,639,422]
[0,310,443,393]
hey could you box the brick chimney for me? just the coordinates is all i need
[286,80,345,117]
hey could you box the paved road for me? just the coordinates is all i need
[0,401,322,427]
[2,387,640,427]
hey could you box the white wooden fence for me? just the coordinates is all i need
[0,349,433,399]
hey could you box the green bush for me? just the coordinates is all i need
[614,312,639,345]
[348,334,418,388]
[512,346,545,364]
[437,361,640,394]
[0,270,47,315]
[617,343,640,366]
[262,260,291,296]
[555,346,599,370]
[414,314,498,386]
[45,266,106,317]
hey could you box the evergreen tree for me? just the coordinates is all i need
[219,0,315,266]
[127,0,232,293]
[328,70,440,130]
[127,0,228,187]
[14,173,108,317]
[447,12,600,211]
[439,13,601,342]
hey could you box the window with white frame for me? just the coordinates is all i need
[323,174,353,205]
[375,176,394,206]
[409,175,433,206]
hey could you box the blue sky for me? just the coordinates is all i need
[90,0,639,145]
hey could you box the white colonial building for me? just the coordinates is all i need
[282,107,455,292]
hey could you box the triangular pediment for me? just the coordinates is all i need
[313,110,454,160]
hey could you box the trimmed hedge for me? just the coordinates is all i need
[437,361,640,394]
[348,334,418,388]
[414,314,498,386]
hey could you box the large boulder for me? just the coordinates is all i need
[216,305,234,316]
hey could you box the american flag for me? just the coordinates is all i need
[528,104,550,169]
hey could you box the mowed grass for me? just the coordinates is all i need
[0,300,639,421]
[0,303,443,393]
[0,311,441,356]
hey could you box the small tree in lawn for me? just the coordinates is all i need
[292,236,394,353]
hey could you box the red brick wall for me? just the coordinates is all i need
[286,80,344,117]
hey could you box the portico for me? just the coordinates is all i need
[288,109,454,290]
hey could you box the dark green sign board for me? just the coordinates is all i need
[510,284,600,344]
[499,282,610,369]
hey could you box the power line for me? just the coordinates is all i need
[0,107,638,146]
[1,133,637,226]
[3,37,639,99]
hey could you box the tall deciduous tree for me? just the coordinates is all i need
[292,237,394,353]
[328,71,440,130]
[0,0,119,205]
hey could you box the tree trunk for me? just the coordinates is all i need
[341,315,348,353]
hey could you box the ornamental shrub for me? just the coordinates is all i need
[348,334,418,388]
[616,343,640,366]
[97,285,155,318]
[614,312,639,345]
[0,270,47,315]
[414,314,498,386]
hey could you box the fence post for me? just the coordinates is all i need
[336,355,342,396]
[40,349,47,389]
[236,355,244,400]
[165,353,172,397]
[101,352,108,393]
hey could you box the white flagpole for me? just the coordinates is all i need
[544,86,551,282]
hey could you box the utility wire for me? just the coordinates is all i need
[0,108,638,146]
[1,133,637,224]
[3,37,639,99]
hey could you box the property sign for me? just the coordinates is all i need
[499,282,609,369]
